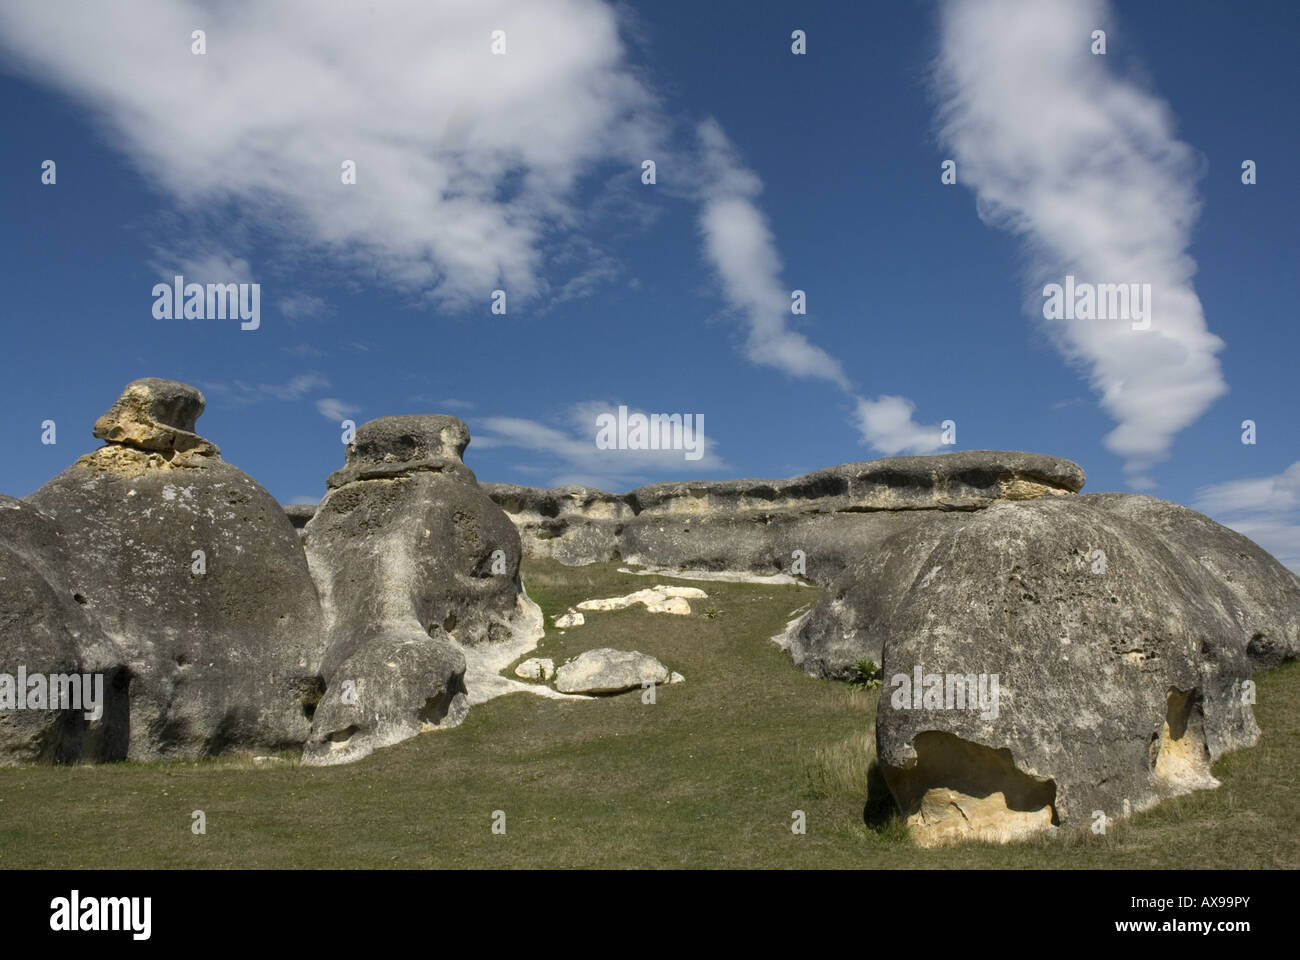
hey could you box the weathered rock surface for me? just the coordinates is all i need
[484,451,1085,584]
[554,648,670,695]
[786,495,1270,844]
[1083,493,1300,668]
[514,657,555,682]
[302,626,468,766]
[300,414,543,764]
[24,379,325,761]
[90,377,218,459]
[0,496,124,764]
[282,503,316,533]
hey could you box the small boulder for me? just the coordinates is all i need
[91,377,218,459]
[514,658,556,682]
[554,648,670,695]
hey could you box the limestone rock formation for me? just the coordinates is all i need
[300,414,543,764]
[90,377,218,460]
[0,496,123,764]
[282,503,316,535]
[484,451,1085,585]
[1083,493,1300,668]
[302,626,468,766]
[23,378,326,761]
[514,657,555,682]
[575,586,702,616]
[786,496,1270,844]
[554,648,671,695]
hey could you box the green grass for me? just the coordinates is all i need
[1,558,1296,868]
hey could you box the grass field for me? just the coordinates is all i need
[1,558,1296,868]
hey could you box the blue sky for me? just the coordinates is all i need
[1,0,1296,568]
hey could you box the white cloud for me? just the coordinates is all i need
[473,401,727,490]
[151,245,253,285]
[694,120,945,458]
[695,119,851,390]
[1193,463,1300,571]
[278,293,331,321]
[933,0,1226,485]
[852,395,944,456]
[0,0,664,309]
[201,373,329,405]
[315,397,360,422]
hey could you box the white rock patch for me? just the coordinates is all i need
[553,610,584,628]
[618,565,813,586]
[514,657,556,681]
[576,585,708,616]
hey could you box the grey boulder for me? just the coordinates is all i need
[790,496,1268,844]
[301,414,542,763]
[26,378,326,761]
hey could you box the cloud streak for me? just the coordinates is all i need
[933,0,1226,485]
[473,401,726,490]
[695,119,851,390]
[694,120,943,455]
[1194,463,1300,572]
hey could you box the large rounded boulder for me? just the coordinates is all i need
[301,415,543,764]
[26,379,326,760]
[787,496,1270,845]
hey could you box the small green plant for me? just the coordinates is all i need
[703,607,721,620]
[850,658,881,690]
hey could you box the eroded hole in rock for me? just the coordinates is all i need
[299,676,326,721]
[326,724,359,744]
[1151,687,1218,793]
[418,673,467,729]
[442,612,457,633]
[886,731,1057,847]
[1245,632,1271,660]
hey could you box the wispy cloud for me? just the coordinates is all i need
[473,400,727,490]
[694,119,942,457]
[200,373,329,406]
[933,0,1226,486]
[1193,463,1300,572]
[278,293,331,321]
[695,119,850,390]
[315,397,360,422]
[150,245,253,285]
